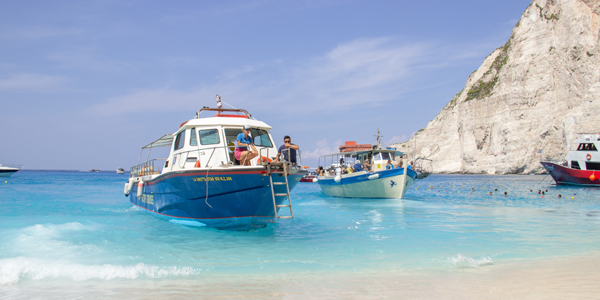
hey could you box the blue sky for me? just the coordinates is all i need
[0,0,528,170]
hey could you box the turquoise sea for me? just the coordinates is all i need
[1,171,600,298]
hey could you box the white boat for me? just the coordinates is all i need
[123,105,308,230]
[0,164,22,177]
[314,148,417,199]
[116,167,125,174]
[541,133,600,186]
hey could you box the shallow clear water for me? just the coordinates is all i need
[1,171,600,296]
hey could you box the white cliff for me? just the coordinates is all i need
[394,0,600,174]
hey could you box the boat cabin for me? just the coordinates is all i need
[565,133,600,171]
[132,108,280,176]
[319,147,405,172]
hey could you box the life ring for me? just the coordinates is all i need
[587,153,592,160]
[257,156,272,164]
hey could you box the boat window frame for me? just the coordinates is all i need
[223,127,244,163]
[250,128,273,148]
[173,130,186,151]
[190,127,198,146]
[198,128,221,146]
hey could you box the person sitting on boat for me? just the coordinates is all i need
[346,165,354,174]
[395,156,404,169]
[274,135,299,164]
[353,160,363,172]
[335,165,342,176]
[235,125,258,165]
[386,159,393,170]
[407,160,414,170]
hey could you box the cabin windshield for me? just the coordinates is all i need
[577,143,598,151]
[381,152,392,161]
[250,128,273,147]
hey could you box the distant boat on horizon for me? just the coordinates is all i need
[0,164,23,177]
[116,167,125,174]
[90,169,100,172]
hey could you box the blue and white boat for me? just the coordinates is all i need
[124,106,307,230]
[314,147,417,199]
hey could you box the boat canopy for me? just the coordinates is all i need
[319,148,405,159]
[142,134,174,149]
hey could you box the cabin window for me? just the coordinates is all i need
[190,128,197,146]
[174,130,185,151]
[372,153,382,161]
[199,129,220,145]
[586,162,600,171]
[577,143,598,151]
[381,152,391,161]
[250,128,273,147]
[571,161,580,170]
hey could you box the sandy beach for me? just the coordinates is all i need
[3,253,599,299]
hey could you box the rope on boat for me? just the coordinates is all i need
[205,166,212,208]
[537,174,550,185]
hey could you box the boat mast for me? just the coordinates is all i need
[374,128,383,150]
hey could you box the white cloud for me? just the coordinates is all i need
[387,135,408,146]
[302,138,345,160]
[90,35,485,116]
[0,73,66,91]
[302,138,339,159]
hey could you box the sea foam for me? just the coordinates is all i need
[0,257,200,285]
[447,254,494,268]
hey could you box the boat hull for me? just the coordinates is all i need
[300,175,316,182]
[540,162,600,186]
[0,169,19,177]
[129,168,305,230]
[317,168,417,199]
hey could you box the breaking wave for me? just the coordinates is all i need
[0,257,201,285]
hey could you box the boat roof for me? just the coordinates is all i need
[174,107,272,135]
[141,108,272,149]
[575,133,600,142]
[142,134,174,149]
[319,148,405,158]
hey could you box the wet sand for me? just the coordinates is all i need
[3,253,600,299]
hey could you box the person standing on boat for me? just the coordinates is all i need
[274,135,299,164]
[236,125,258,165]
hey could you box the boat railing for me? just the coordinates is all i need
[414,158,433,180]
[130,159,165,178]
[170,144,282,169]
[279,148,303,166]
[0,164,23,169]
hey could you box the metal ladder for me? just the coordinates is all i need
[265,161,294,219]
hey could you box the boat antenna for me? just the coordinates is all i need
[413,133,416,164]
[216,94,222,109]
[374,128,383,150]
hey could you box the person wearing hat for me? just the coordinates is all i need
[235,125,258,165]
[353,160,363,172]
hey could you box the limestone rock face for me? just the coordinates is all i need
[393,0,600,174]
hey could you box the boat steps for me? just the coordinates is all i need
[265,161,294,219]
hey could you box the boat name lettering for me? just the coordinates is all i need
[193,176,233,182]
[141,194,154,205]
